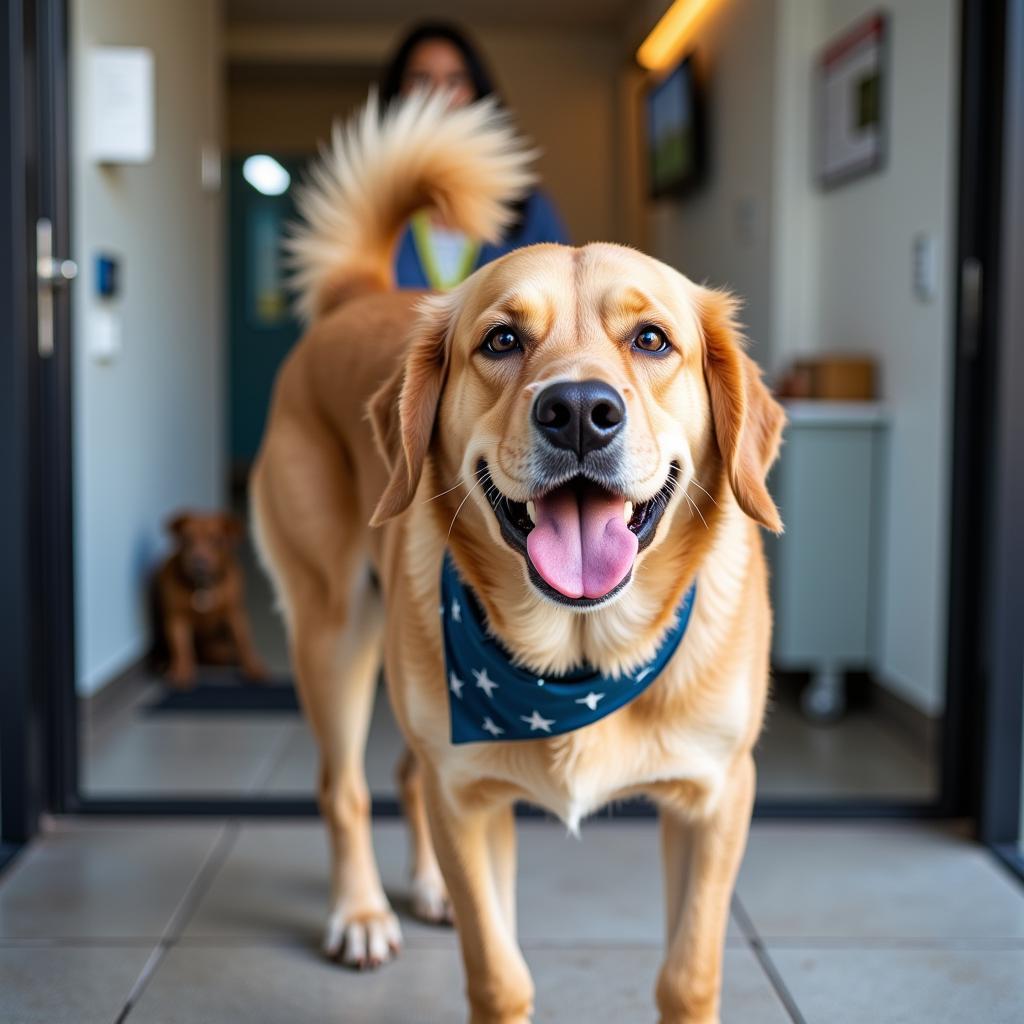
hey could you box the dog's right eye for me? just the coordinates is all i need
[480,326,522,357]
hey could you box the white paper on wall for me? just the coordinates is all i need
[87,47,155,164]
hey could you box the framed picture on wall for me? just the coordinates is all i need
[816,12,888,188]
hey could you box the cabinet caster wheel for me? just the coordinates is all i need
[801,667,846,723]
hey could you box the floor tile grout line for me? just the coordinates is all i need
[113,822,240,1024]
[165,937,709,950]
[163,822,242,943]
[112,945,164,1024]
[732,897,808,1024]
[3,931,1006,952]
[0,938,170,947]
[746,935,1024,950]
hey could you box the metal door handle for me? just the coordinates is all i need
[36,217,77,358]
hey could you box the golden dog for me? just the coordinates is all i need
[251,92,784,1024]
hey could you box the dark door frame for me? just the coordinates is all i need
[1,0,1020,839]
[1,0,41,855]
[968,0,1024,875]
[944,0,1024,880]
[1,0,76,857]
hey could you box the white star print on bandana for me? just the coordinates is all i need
[441,554,697,744]
[520,709,555,732]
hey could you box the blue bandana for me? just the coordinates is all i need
[441,554,697,744]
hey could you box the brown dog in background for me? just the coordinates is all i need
[252,93,784,1023]
[153,511,268,688]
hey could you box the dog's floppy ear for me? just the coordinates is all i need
[699,287,785,533]
[369,293,458,526]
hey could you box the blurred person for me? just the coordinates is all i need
[380,21,568,289]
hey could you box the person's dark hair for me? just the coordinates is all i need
[379,21,529,235]
[379,22,500,106]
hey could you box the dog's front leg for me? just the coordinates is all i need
[655,755,755,1024]
[424,776,533,1024]
[165,613,197,688]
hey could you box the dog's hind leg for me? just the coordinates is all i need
[251,444,399,969]
[397,748,452,924]
[292,574,400,968]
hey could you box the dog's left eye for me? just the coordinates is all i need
[481,326,522,357]
[633,326,671,355]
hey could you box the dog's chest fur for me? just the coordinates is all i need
[392,505,760,832]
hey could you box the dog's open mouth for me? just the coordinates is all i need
[481,462,679,607]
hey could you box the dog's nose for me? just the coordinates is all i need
[533,379,626,458]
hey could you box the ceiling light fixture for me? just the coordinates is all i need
[637,0,716,72]
[242,154,291,196]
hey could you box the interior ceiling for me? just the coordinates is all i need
[226,0,635,30]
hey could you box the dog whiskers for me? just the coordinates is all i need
[423,463,489,504]
[689,477,718,506]
[446,474,488,541]
[651,472,678,515]
[684,490,709,531]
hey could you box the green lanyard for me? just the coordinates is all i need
[410,210,481,290]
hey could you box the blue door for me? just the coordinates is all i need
[227,154,307,474]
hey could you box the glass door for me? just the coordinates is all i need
[33,0,1011,824]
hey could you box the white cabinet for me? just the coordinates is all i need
[766,401,888,719]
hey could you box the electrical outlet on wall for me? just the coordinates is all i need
[90,305,121,364]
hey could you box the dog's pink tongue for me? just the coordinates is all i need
[526,483,639,600]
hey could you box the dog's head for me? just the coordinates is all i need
[166,511,244,589]
[370,243,783,610]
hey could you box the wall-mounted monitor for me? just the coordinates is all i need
[646,55,705,199]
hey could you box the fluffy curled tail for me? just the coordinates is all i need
[286,91,537,323]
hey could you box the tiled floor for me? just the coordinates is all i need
[1,819,1021,1023]
[81,675,936,802]
[78,512,937,804]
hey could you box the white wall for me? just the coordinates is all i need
[769,0,825,372]
[810,0,959,715]
[648,0,779,365]
[641,0,959,715]
[72,0,225,695]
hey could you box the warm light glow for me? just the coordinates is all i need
[637,0,716,72]
[242,154,291,196]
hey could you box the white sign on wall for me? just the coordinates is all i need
[87,47,154,164]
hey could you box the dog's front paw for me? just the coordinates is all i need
[411,874,454,925]
[165,663,196,689]
[323,907,402,969]
[241,658,269,683]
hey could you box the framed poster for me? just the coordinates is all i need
[816,12,888,188]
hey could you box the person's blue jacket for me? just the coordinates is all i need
[394,190,569,288]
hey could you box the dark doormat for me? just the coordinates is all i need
[145,678,300,714]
